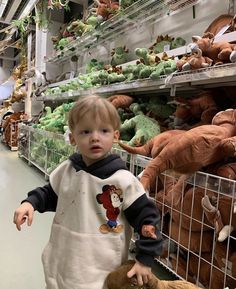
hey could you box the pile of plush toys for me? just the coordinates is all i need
[115,96,236,289]
[31,13,236,288]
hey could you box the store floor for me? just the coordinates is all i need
[0,142,53,289]
[0,142,176,289]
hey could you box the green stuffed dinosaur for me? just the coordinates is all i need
[120,103,161,146]
[111,46,129,66]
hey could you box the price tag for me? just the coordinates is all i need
[164,44,171,52]
[70,71,75,79]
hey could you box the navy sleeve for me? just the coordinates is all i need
[22,183,58,213]
[124,194,163,268]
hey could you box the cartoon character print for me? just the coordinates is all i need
[96,184,124,234]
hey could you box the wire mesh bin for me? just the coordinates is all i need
[18,125,75,179]
[113,148,236,289]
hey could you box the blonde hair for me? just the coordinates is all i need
[68,95,121,131]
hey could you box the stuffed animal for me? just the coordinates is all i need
[120,103,161,146]
[111,46,129,66]
[144,96,176,121]
[107,94,134,109]
[118,130,185,159]
[176,47,213,71]
[67,20,94,37]
[190,32,236,64]
[135,48,160,66]
[202,192,236,242]
[168,244,236,289]
[106,260,201,289]
[138,109,236,206]
[170,91,219,129]
[91,0,119,21]
[149,35,174,54]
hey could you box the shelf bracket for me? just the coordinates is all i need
[170,84,176,97]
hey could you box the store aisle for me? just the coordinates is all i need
[0,143,53,289]
[0,143,177,289]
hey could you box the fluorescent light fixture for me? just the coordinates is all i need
[0,0,9,18]
[19,0,38,19]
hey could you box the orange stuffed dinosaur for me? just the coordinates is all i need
[106,94,134,109]
[118,130,184,158]
[133,109,236,206]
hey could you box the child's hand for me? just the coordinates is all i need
[127,260,152,286]
[13,202,34,231]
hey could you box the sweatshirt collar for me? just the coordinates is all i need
[69,153,128,179]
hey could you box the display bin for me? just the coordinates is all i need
[18,125,75,179]
[113,148,236,289]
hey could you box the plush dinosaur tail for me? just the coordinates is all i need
[118,140,153,156]
[140,156,169,191]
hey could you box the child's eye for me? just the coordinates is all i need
[101,129,109,133]
[81,130,90,135]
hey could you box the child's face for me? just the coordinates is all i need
[69,113,119,166]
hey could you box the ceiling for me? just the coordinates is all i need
[0,0,89,61]
[0,0,34,61]
[0,0,30,36]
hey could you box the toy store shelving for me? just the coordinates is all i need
[17,0,236,288]
[46,0,200,64]
[37,61,236,102]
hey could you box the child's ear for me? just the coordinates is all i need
[69,133,76,146]
[113,130,120,142]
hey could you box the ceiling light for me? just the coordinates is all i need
[0,0,8,18]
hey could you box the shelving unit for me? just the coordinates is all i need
[46,0,199,64]
[15,1,236,288]
[36,62,236,102]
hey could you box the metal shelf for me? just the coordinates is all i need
[37,77,167,101]
[165,63,236,86]
[46,0,199,64]
[37,63,236,101]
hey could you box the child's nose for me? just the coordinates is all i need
[91,131,99,141]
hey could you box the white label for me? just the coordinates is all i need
[215,25,231,37]
[164,44,171,52]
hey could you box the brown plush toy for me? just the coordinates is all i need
[138,109,236,206]
[118,130,185,158]
[171,91,219,129]
[106,260,201,289]
[107,94,134,109]
[191,32,236,64]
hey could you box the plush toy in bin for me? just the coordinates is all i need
[136,109,236,206]
[106,260,201,289]
[119,103,161,147]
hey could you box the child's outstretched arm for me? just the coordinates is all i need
[13,202,34,231]
[13,183,58,231]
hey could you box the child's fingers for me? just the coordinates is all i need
[16,216,26,231]
[127,267,135,278]
[27,211,34,226]
[13,213,26,231]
